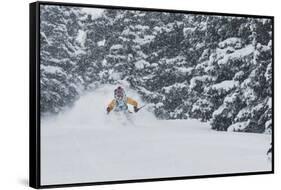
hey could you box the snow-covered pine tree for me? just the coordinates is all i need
[40,5,85,114]
[209,18,272,132]
[74,10,109,89]
[137,12,190,119]
[230,19,273,133]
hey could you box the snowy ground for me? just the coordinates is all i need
[41,85,271,185]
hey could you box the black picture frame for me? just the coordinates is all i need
[30,1,274,189]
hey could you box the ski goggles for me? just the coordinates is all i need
[114,89,124,98]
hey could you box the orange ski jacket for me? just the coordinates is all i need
[107,97,138,112]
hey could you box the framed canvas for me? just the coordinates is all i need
[29,1,274,188]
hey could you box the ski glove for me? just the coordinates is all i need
[106,107,111,114]
[134,106,139,113]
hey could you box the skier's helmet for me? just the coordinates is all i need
[114,86,125,100]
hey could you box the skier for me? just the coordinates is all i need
[106,86,140,114]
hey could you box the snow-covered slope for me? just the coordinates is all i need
[41,85,271,185]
